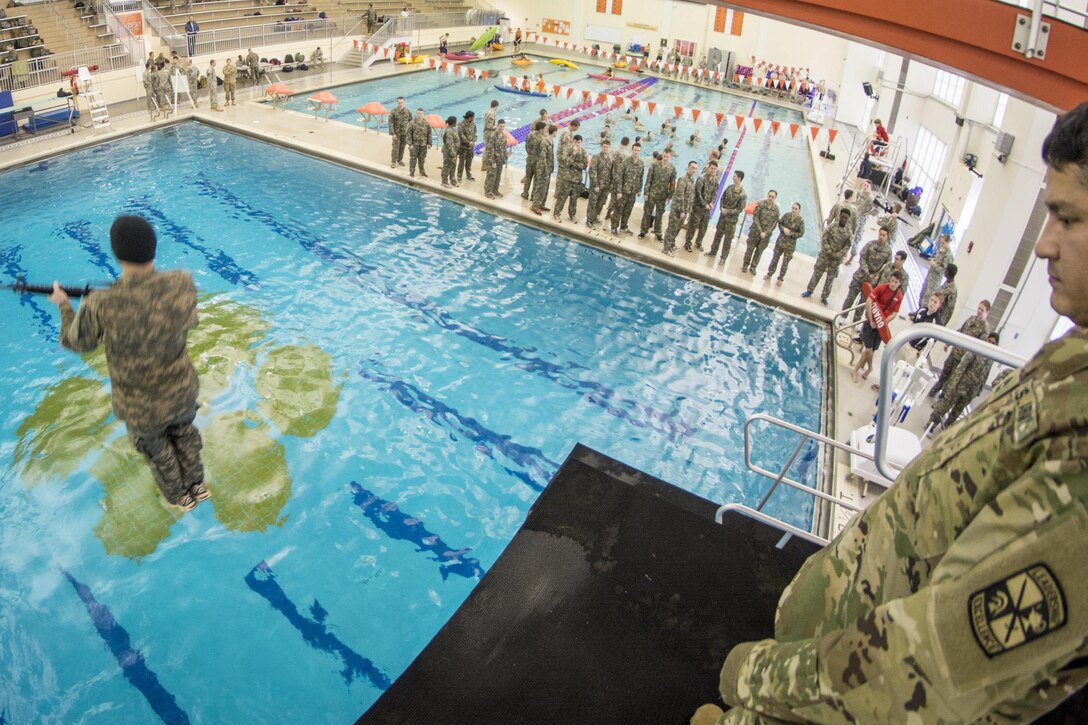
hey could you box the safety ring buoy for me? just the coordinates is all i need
[69,75,80,96]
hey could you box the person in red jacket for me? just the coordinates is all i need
[851,270,904,383]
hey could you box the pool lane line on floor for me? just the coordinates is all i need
[709,98,758,219]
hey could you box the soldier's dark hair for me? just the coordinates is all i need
[464,110,474,119]
[768,189,778,196]
[708,159,718,167]
[1041,100,1088,184]
[573,134,582,142]
[397,96,405,101]
[688,160,697,168]
[446,116,456,125]
[601,139,611,146]
[988,332,1001,344]
[735,170,745,180]
[844,189,854,200]
[547,124,558,134]
[632,142,641,149]
[497,118,506,125]
[490,100,499,108]
[890,270,905,284]
[895,250,908,261]
[945,263,958,279]
[570,119,580,128]
[110,215,157,264]
[620,136,630,146]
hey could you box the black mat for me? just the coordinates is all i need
[357,444,820,725]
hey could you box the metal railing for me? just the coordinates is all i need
[716,503,830,547]
[102,1,143,62]
[190,15,351,58]
[0,44,133,94]
[995,0,1088,27]
[873,323,1028,479]
[831,301,869,365]
[138,0,186,55]
[46,0,83,48]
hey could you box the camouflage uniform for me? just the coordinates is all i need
[389,105,412,166]
[920,244,952,309]
[931,314,990,398]
[714,326,1088,724]
[604,149,630,230]
[585,149,615,226]
[709,183,747,258]
[530,134,555,209]
[521,128,542,198]
[553,144,587,219]
[765,211,805,280]
[877,262,909,298]
[221,61,236,105]
[639,157,676,237]
[482,127,507,197]
[804,222,852,302]
[611,153,645,232]
[685,168,722,250]
[825,200,858,237]
[663,171,695,254]
[456,116,477,182]
[407,116,431,177]
[877,211,899,242]
[154,66,172,113]
[928,347,995,430]
[741,199,781,273]
[937,280,959,327]
[441,125,459,185]
[58,271,204,507]
[557,127,576,162]
[205,65,220,109]
[849,185,876,257]
[186,62,201,106]
[142,67,157,116]
[841,239,891,318]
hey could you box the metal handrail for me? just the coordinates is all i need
[744,413,866,514]
[0,44,133,94]
[715,503,830,547]
[873,323,1029,479]
[102,1,142,62]
[139,0,186,54]
[831,301,869,365]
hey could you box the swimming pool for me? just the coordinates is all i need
[0,122,826,722]
[283,54,823,255]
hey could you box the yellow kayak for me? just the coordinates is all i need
[613,60,628,69]
[549,59,579,69]
[512,58,533,67]
[397,54,426,64]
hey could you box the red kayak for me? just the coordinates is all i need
[586,72,629,82]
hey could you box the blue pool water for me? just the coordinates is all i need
[284,55,823,255]
[0,122,826,722]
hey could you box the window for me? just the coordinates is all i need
[933,69,965,107]
[993,92,1009,127]
[713,7,744,35]
[908,126,948,218]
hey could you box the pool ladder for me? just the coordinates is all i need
[727,323,1028,547]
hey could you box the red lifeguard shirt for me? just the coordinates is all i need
[874,122,889,143]
[870,282,903,317]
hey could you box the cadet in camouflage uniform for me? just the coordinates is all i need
[205,59,222,112]
[841,227,892,319]
[764,202,805,281]
[440,116,459,188]
[877,202,901,241]
[481,99,499,171]
[928,332,1000,431]
[530,124,557,214]
[878,249,909,297]
[604,138,631,232]
[222,58,237,106]
[407,108,432,178]
[142,61,158,118]
[610,142,645,235]
[638,150,675,239]
[388,97,412,168]
[685,159,721,251]
[846,180,876,263]
[585,140,614,228]
[936,263,959,326]
[557,118,580,161]
[521,121,545,199]
[663,160,697,256]
[694,102,1088,725]
[707,170,747,260]
[456,110,477,183]
[49,215,208,512]
[482,118,507,199]
[553,134,587,222]
[930,299,991,398]
[824,188,857,237]
[920,234,953,308]
[185,59,200,107]
[801,207,852,304]
[740,190,780,274]
[153,62,172,115]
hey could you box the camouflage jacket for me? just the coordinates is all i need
[826,201,858,234]
[947,349,996,401]
[483,108,497,135]
[750,200,780,238]
[851,239,891,284]
[853,187,875,220]
[878,264,909,295]
[442,126,459,157]
[719,184,747,221]
[938,281,959,326]
[557,146,587,184]
[671,173,696,217]
[775,212,804,244]
[617,155,645,195]
[643,159,676,200]
[221,63,236,84]
[389,106,412,136]
[59,269,200,430]
[693,170,722,211]
[557,128,575,161]
[482,127,507,165]
[588,150,615,191]
[877,212,899,240]
[534,136,555,174]
[457,117,477,148]
[959,313,990,340]
[719,326,1088,724]
[187,64,201,88]
[818,222,852,260]
[407,117,431,146]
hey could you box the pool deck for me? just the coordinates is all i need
[0,55,921,539]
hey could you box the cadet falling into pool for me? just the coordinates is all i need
[48,215,209,512]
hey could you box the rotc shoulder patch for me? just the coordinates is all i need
[969,564,1066,657]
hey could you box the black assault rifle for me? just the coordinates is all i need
[4,278,111,298]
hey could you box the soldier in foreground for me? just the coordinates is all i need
[388,97,411,169]
[49,216,208,512]
[707,170,747,262]
[482,118,507,199]
[693,99,1088,724]
[663,161,697,257]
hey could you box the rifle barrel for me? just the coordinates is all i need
[5,282,98,297]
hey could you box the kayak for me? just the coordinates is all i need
[494,84,550,98]
[512,58,533,67]
[587,72,629,82]
[549,59,579,69]
[445,51,479,61]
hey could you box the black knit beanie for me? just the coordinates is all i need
[110,215,157,263]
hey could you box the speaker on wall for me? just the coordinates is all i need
[660,38,667,48]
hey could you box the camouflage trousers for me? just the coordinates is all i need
[156,89,172,113]
[409,144,428,176]
[441,150,457,184]
[685,207,710,248]
[617,194,637,229]
[663,209,686,253]
[521,161,537,197]
[127,406,204,506]
[391,134,408,165]
[931,349,968,397]
[805,252,843,300]
[742,231,771,272]
[484,162,504,196]
[530,169,551,208]
[457,145,474,180]
[841,277,873,320]
[553,179,580,218]
[606,192,627,229]
[709,214,740,257]
[640,195,668,235]
[223,80,236,104]
[586,188,609,224]
[207,82,219,108]
[928,387,971,429]
[766,240,796,280]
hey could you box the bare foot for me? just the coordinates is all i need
[851,369,861,384]
[862,369,871,380]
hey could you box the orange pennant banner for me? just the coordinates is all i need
[691,108,701,123]
[735,115,744,129]
[674,105,683,119]
[828,129,839,145]
[553,84,561,96]
[809,126,820,140]
[715,112,724,126]
[631,99,640,111]
[789,122,799,138]
[771,120,781,135]
[752,118,763,133]
[647,101,656,115]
